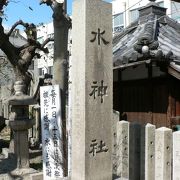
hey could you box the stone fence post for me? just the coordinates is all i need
[112,110,119,177]
[155,127,172,180]
[145,123,155,180]
[116,120,129,179]
[173,131,180,180]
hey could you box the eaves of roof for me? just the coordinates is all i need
[168,62,180,80]
[113,9,180,80]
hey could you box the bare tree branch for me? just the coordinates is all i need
[9,0,20,3]
[18,37,54,54]
[40,0,64,11]
[0,0,8,11]
[39,0,53,7]
[41,37,54,48]
[7,20,28,36]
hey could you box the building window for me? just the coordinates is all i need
[129,2,163,24]
[48,66,53,75]
[130,9,139,23]
[171,1,180,22]
[113,13,124,33]
[39,68,44,76]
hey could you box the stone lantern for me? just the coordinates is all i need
[7,80,37,175]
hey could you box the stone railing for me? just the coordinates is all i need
[113,118,180,180]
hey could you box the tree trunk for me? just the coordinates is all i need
[52,2,71,176]
[53,20,69,90]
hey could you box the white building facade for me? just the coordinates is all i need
[35,22,54,77]
[35,22,72,79]
[112,0,180,34]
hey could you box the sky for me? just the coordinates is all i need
[3,0,112,27]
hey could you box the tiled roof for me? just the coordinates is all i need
[113,1,180,74]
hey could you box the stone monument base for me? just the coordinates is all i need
[0,169,37,180]
[10,167,37,176]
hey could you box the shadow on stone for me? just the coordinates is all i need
[0,139,10,153]
[29,150,42,159]
[30,162,42,171]
[113,174,120,179]
[0,154,16,174]
[8,173,23,180]
[0,116,6,132]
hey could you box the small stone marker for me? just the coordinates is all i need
[112,110,119,176]
[40,85,63,179]
[145,123,155,180]
[173,131,180,180]
[155,127,172,180]
[116,121,129,179]
[71,0,112,179]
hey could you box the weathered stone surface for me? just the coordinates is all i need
[155,127,172,180]
[145,123,155,180]
[71,0,112,179]
[173,131,180,180]
[0,174,14,180]
[7,81,36,173]
[9,120,34,131]
[7,95,36,105]
[30,172,43,180]
[14,130,30,168]
[116,121,129,179]
[10,168,37,177]
[112,110,119,176]
[9,119,34,169]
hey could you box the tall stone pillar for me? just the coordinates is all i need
[71,0,112,179]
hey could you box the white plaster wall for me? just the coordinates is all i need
[36,22,54,72]
[37,22,54,41]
